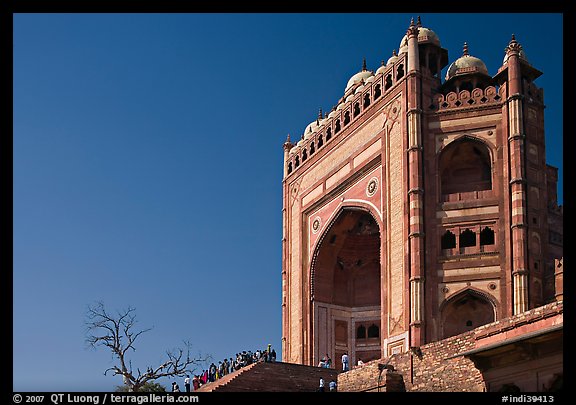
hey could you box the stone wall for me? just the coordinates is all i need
[341,330,484,392]
[338,301,563,392]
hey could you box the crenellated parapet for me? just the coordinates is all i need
[433,86,505,111]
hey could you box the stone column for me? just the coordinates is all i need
[406,19,425,346]
[505,35,529,314]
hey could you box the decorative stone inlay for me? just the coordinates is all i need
[366,177,379,197]
[311,216,321,234]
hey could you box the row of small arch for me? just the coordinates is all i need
[287,62,406,175]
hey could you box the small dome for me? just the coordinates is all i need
[375,60,387,75]
[445,43,489,81]
[354,84,365,94]
[345,70,373,92]
[303,121,318,139]
[386,49,399,66]
[328,109,337,119]
[346,94,355,103]
[345,58,373,92]
[398,25,441,54]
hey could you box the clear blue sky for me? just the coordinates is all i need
[13,13,563,392]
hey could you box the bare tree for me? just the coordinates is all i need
[85,301,209,392]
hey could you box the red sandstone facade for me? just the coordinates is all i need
[281,18,563,369]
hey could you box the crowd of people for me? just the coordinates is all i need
[172,344,277,392]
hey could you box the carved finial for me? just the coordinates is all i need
[392,49,397,56]
[505,34,522,56]
[463,42,469,56]
[324,112,328,119]
[417,16,422,27]
[284,133,293,149]
[381,60,385,66]
[362,57,367,71]
[407,17,419,36]
[318,108,323,119]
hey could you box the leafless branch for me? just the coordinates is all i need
[85,302,209,391]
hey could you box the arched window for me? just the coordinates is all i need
[302,148,307,162]
[295,155,300,168]
[363,93,371,108]
[439,138,492,195]
[441,230,456,249]
[318,134,324,148]
[344,111,351,125]
[460,229,476,248]
[353,102,360,117]
[396,64,404,80]
[385,74,393,90]
[367,324,379,338]
[326,128,331,141]
[288,162,293,174]
[356,325,366,339]
[374,84,381,99]
[310,142,315,155]
[335,119,341,133]
[480,227,495,246]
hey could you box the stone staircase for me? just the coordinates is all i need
[195,361,340,392]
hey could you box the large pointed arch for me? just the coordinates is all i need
[309,205,383,370]
[439,288,497,339]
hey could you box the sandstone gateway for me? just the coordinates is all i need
[281,18,563,392]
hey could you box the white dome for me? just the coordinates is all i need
[445,43,489,81]
[386,50,399,66]
[375,62,387,75]
[346,94,355,102]
[328,110,337,119]
[354,84,365,94]
[336,102,345,111]
[345,70,373,92]
[304,120,319,139]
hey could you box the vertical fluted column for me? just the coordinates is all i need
[281,134,293,361]
[406,19,425,346]
[506,35,529,314]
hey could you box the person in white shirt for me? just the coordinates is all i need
[184,375,191,392]
[341,352,349,371]
[318,377,325,392]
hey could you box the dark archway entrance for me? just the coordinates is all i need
[311,208,382,369]
[441,289,495,339]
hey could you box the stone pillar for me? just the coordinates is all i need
[405,19,425,346]
[554,258,563,301]
[505,35,529,314]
